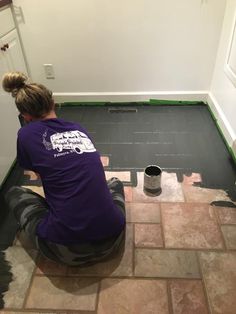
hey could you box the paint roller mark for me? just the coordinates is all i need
[134,131,189,134]
[96,142,173,145]
[155,154,192,157]
[97,122,132,125]
[96,142,133,145]
[135,142,173,145]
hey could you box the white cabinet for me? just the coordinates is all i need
[0,6,14,37]
[0,5,28,186]
[1,29,27,72]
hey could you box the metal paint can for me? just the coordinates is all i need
[143,165,162,196]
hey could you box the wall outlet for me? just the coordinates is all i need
[44,64,55,79]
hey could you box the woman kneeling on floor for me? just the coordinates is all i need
[2,72,126,266]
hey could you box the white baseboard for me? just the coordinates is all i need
[207,92,236,146]
[53,91,208,103]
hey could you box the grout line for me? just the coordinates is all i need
[2,308,96,313]
[212,205,221,224]
[167,280,174,314]
[227,248,236,252]
[132,223,135,276]
[21,251,39,309]
[220,223,236,226]
[159,204,166,249]
[94,279,101,313]
[125,246,234,252]
[124,200,233,205]
[181,183,188,203]
[195,251,202,281]
[210,205,228,251]
[31,274,205,280]
[196,251,212,314]
[126,220,162,225]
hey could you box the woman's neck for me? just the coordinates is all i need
[42,110,57,120]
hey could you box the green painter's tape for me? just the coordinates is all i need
[57,100,205,107]
[230,147,236,165]
[149,99,204,105]
[207,105,217,121]
[207,103,236,165]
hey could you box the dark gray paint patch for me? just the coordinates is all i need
[211,201,236,208]
[57,105,236,201]
[0,251,12,309]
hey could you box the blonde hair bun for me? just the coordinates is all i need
[2,72,28,97]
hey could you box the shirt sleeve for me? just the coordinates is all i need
[17,134,34,171]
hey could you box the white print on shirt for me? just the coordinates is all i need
[42,129,96,156]
[42,130,53,150]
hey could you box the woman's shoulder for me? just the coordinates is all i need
[17,120,42,138]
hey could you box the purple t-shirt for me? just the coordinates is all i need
[17,118,125,244]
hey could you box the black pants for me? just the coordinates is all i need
[5,178,126,266]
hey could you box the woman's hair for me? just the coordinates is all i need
[2,72,54,118]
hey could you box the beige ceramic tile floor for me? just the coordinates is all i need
[1,169,236,314]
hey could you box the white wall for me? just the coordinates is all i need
[12,0,225,101]
[209,0,236,150]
